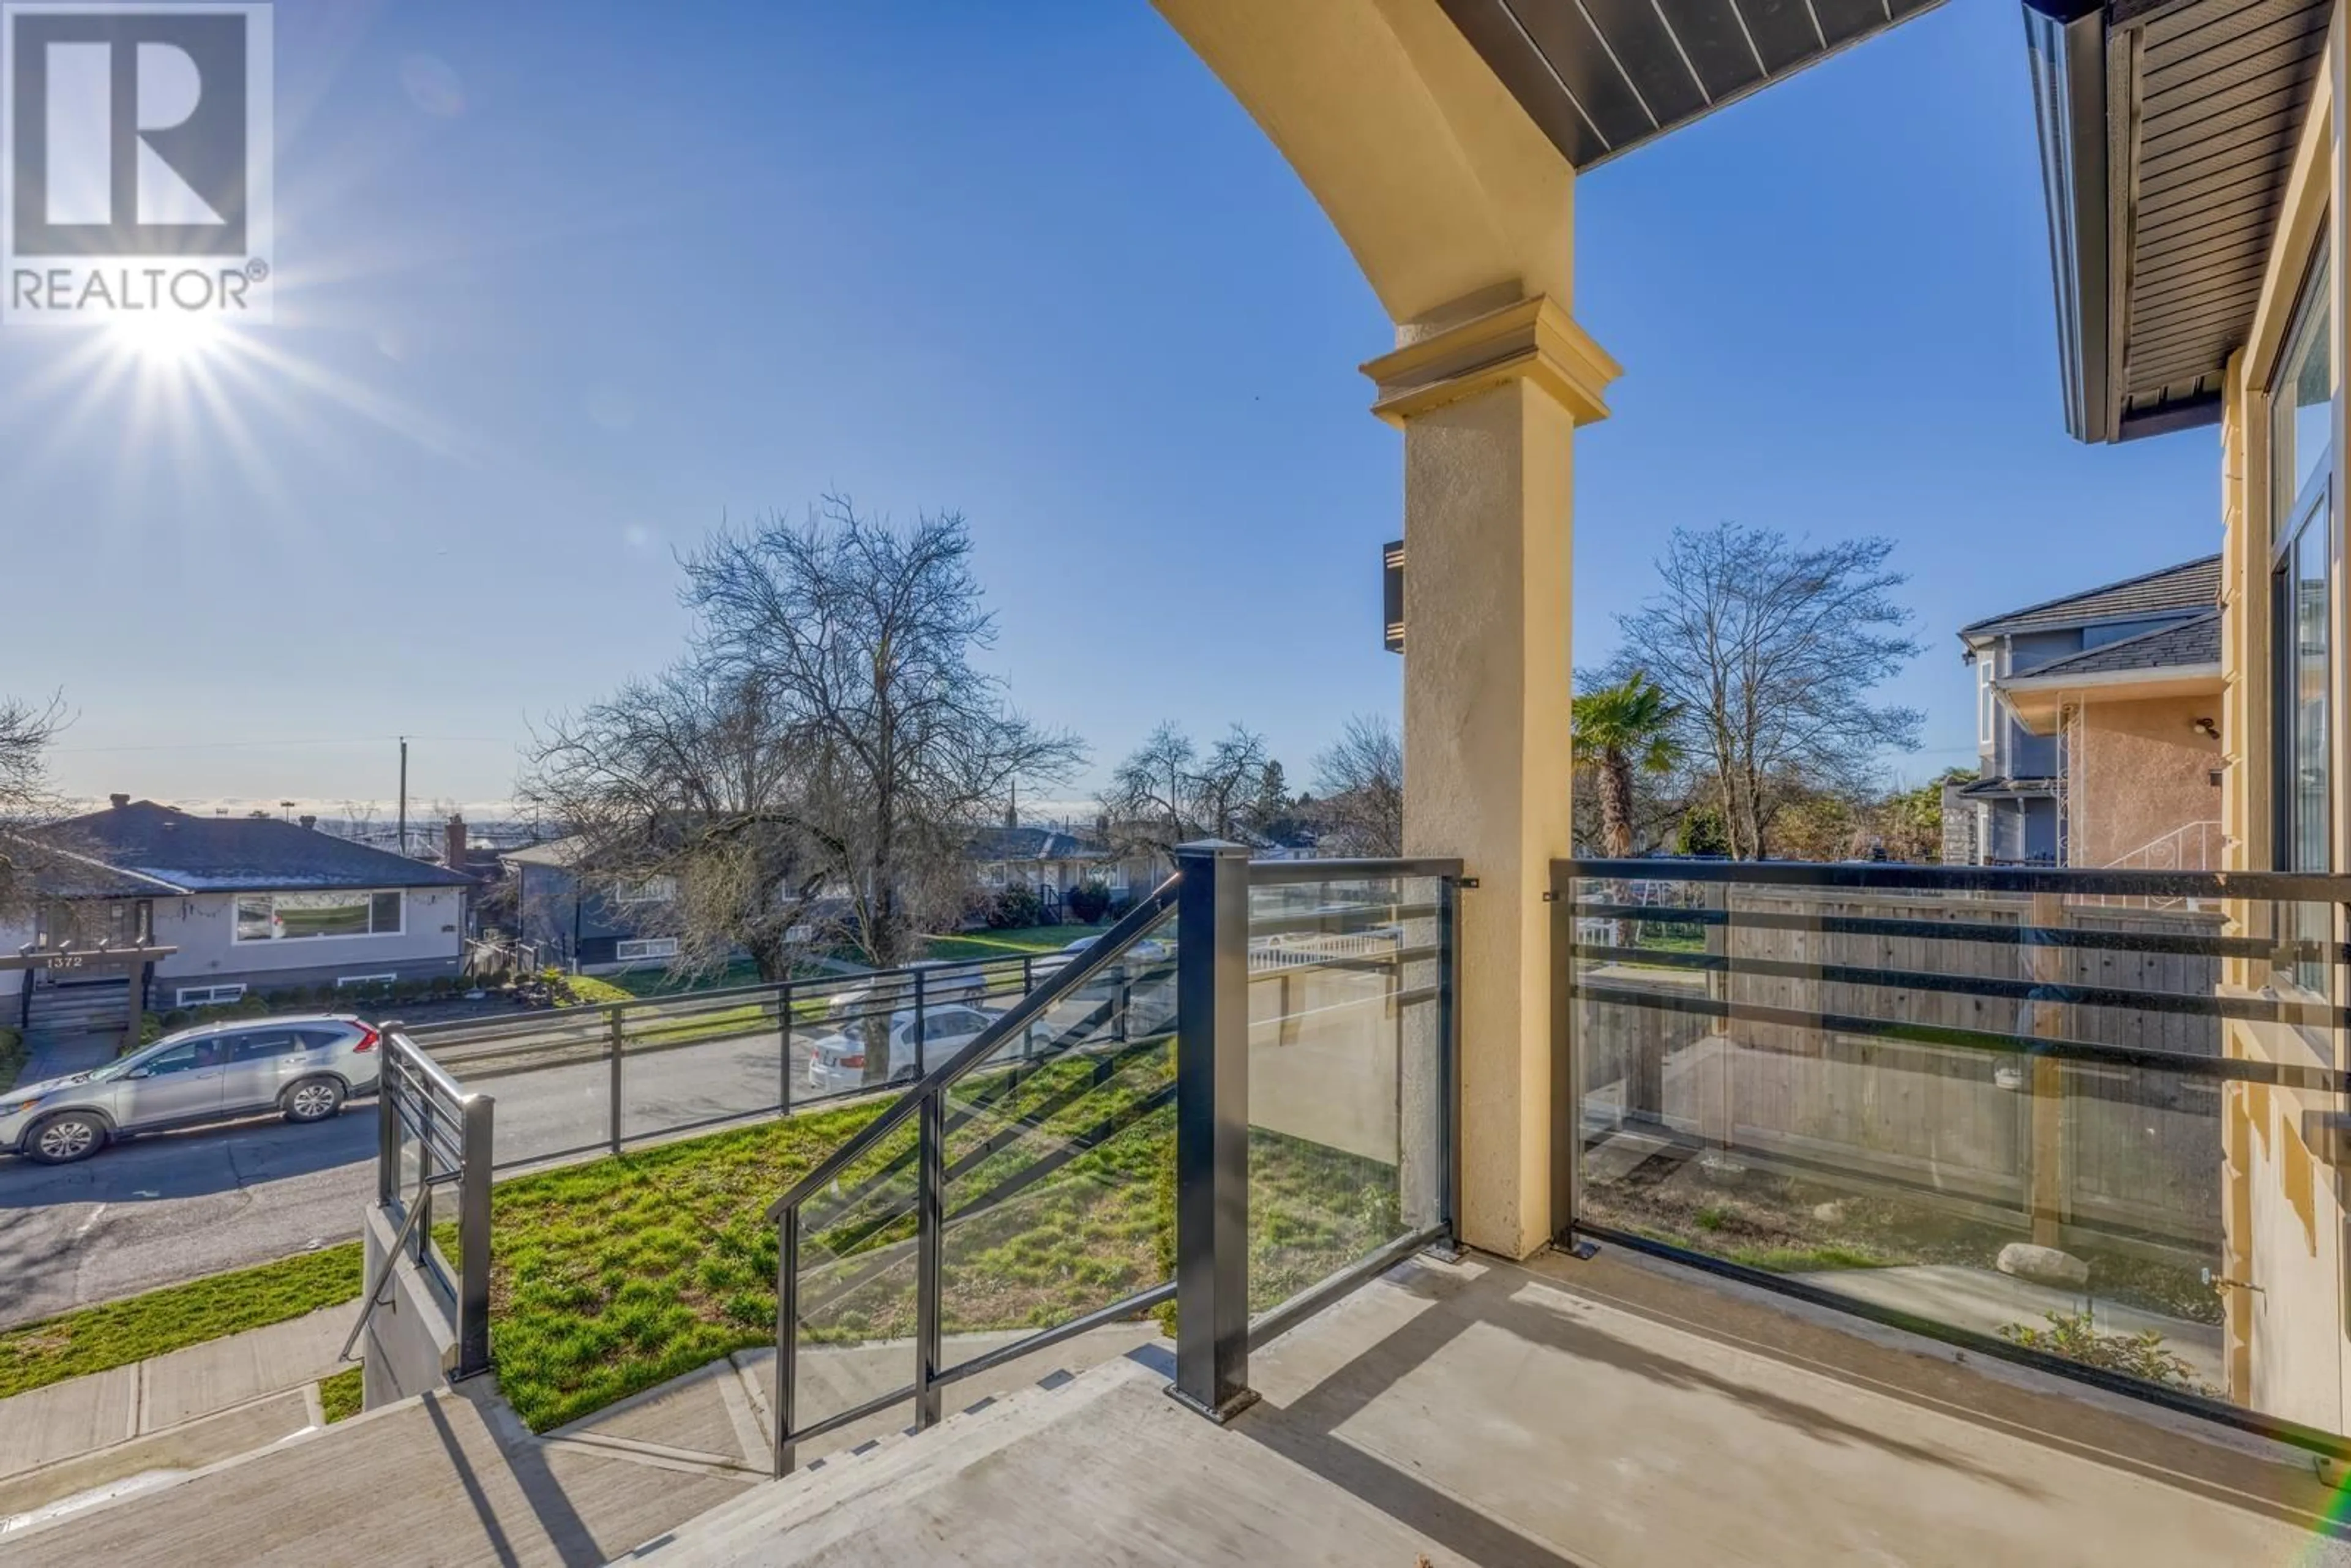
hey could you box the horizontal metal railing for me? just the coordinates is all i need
[349,1030,493,1378]
[768,849,1463,1477]
[1554,855,2351,1450]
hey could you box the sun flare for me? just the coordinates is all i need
[105,310,229,367]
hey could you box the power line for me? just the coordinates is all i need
[54,733,514,755]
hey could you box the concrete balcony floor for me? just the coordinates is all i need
[659,1246,2351,1566]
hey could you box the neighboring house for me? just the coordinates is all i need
[1956,558,2224,868]
[966,825,1132,918]
[1,796,472,1033]
[504,836,684,972]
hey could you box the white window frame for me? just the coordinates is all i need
[334,973,397,989]
[612,876,677,905]
[615,937,680,962]
[174,983,247,1008]
[1975,658,1996,748]
[232,889,406,943]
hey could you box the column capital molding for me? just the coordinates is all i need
[1361,294,1619,428]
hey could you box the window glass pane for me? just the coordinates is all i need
[2295,516,2332,874]
[235,895,273,942]
[230,1030,301,1062]
[271,891,372,940]
[2273,244,2333,509]
[371,891,402,932]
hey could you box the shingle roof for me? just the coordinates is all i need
[966,825,1110,863]
[36,801,474,894]
[2005,610,2222,680]
[1960,555,2219,640]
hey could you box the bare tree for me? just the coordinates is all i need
[522,666,831,983]
[1100,723,1271,858]
[1610,523,1921,860]
[683,497,1083,987]
[0,692,68,921]
[1311,715,1404,857]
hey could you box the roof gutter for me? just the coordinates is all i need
[2022,1,2111,443]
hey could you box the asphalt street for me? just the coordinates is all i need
[0,985,1157,1330]
[0,1024,827,1330]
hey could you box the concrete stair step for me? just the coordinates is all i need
[629,1356,1151,1563]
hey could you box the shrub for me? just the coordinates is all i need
[984,886,1045,929]
[1998,1310,2214,1395]
[1065,880,1112,924]
[0,1026,23,1093]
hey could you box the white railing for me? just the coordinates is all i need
[2091,820,2225,909]
[1248,928,1400,972]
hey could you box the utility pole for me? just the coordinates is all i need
[397,737,409,857]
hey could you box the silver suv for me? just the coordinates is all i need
[0,1015,381,1165]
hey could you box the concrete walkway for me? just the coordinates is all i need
[645,1250,2351,1566]
[0,1304,356,1531]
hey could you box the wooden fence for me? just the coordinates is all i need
[1576,885,2224,1256]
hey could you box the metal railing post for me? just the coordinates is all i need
[1438,874,1462,1244]
[377,1031,401,1209]
[913,967,928,1075]
[608,1004,624,1154]
[1548,862,1578,1247]
[914,1089,945,1431]
[1170,840,1255,1422]
[773,1206,800,1477]
[456,1092,495,1379]
[779,980,795,1117]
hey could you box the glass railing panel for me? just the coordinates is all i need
[416,1013,612,1168]
[1244,871,1446,1318]
[1568,866,2347,1434]
[934,914,1180,1378]
[786,1112,922,1440]
[621,988,789,1142]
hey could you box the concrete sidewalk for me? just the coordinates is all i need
[0,1302,354,1523]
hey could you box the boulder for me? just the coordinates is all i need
[1812,1201,1847,1225]
[1997,1242,2090,1289]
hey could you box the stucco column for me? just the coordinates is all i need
[1365,294,1618,1259]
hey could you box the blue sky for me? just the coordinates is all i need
[0,0,2219,811]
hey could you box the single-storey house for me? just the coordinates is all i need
[2,796,473,1035]
[966,825,1141,917]
[504,835,683,972]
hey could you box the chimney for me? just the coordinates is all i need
[109,793,130,809]
[298,814,317,830]
[445,813,468,872]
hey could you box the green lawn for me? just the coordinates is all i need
[318,1365,365,1422]
[481,1038,1397,1432]
[923,925,1097,962]
[0,1243,363,1403]
[0,1038,1396,1442]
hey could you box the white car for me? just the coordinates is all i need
[804,1003,996,1094]
[822,961,991,1024]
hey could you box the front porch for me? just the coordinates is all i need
[651,1246,2344,1566]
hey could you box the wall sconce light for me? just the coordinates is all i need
[2192,717,2219,740]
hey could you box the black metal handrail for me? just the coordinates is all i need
[351,1030,493,1379]
[1553,853,2351,1454]
[769,876,1183,1220]
[1559,855,2348,901]
[768,849,1464,1478]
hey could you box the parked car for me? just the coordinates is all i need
[821,960,993,1024]
[0,1015,381,1165]
[1033,933,1171,981]
[804,1003,995,1094]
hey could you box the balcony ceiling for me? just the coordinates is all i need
[1434,0,1946,171]
[2028,0,2331,443]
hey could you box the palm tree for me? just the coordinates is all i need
[1573,672,1684,857]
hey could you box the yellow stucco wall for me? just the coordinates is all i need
[2213,0,2347,1434]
